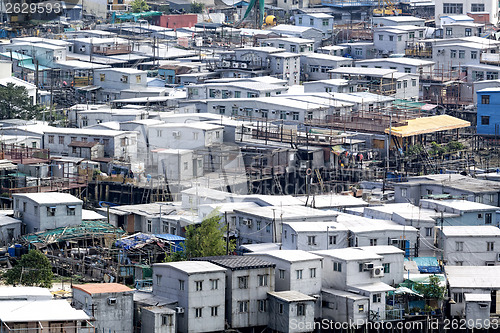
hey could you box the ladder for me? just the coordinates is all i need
[141,188,151,204]
[273,174,283,195]
[315,169,326,193]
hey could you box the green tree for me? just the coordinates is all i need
[414,275,446,300]
[165,210,235,261]
[130,0,150,13]
[4,250,53,288]
[190,1,204,13]
[0,83,41,120]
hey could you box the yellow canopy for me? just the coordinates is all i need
[385,115,470,138]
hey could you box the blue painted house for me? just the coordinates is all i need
[477,87,500,136]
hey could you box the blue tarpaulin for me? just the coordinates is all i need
[406,257,441,274]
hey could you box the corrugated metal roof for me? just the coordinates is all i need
[386,115,470,137]
[192,255,275,270]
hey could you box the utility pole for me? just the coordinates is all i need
[225,212,229,255]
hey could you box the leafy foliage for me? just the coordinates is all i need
[4,250,53,288]
[445,141,464,152]
[190,1,204,13]
[0,83,42,120]
[164,210,235,261]
[414,275,446,300]
[405,144,423,157]
[130,0,150,13]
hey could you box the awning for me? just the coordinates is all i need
[385,115,470,138]
[75,85,101,92]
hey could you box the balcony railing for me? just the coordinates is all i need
[370,309,404,322]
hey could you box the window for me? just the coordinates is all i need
[195,281,203,291]
[156,130,162,137]
[329,235,337,245]
[100,74,105,81]
[296,269,303,279]
[404,67,411,74]
[486,213,492,224]
[183,162,188,170]
[297,303,305,316]
[66,206,76,216]
[458,50,465,59]
[370,238,377,246]
[443,3,463,14]
[482,95,490,104]
[238,301,249,313]
[471,3,484,11]
[279,269,285,279]
[258,300,267,312]
[409,32,415,39]
[256,221,261,230]
[358,304,364,312]
[378,35,383,41]
[156,274,162,285]
[373,293,382,303]
[121,75,128,83]
[58,136,64,144]
[47,207,56,216]
[238,276,249,289]
[292,112,299,121]
[210,279,219,290]
[298,17,302,24]
[481,116,490,125]
[456,241,464,251]
[266,224,271,233]
[48,135,54,144]
[401,188,407,197]
[333,261,342,272]
[136,75,141,83]
[446,28,453,36]
[307,236,316,245]
[279,303,284,314]
[486,72,499,80]
[147,220,152,232]
[258,274,269,286]
[425,227,433,237]
[456,261,463,266]
[34,206,38,216]
[211,306,218,317]
[179,280,185,290]
[310,268,316,278]
[195,308,203,318]
[450,50,457,58]
[389,35,394,41]
[310,18,314,25]
[403,80,408,88]
[412,79,417,87]
[453,292,464,303]
[487,242,494,251]
[162,314,173,326]
[32,142,37,148]
[398,35,402,41]
[383,263,390,273]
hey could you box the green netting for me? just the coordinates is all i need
[21,220,125,244]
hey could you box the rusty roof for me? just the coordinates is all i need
[72,283,132,295]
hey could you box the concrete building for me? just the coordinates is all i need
[42,127,138,163]
[260,37,315,54]
[295,13,334,36]
[148,123,224,150]
[246,250,323,296]
[0,287,92,332]
[152,148,203,181]
[373,16,426,27]
[445,266,500,317]
[437,226,500,266]
[303,79,354,94]
[301,53,353,81]
[312,248,396,320]
[267,291,316,333]
[394,174,500,206]
[193,256,275,330]
[152,261,227,333]
[420,199,499,225]
[355,58,435,77]
[321,289,369,325]
[0,212,22,246]
[373,25,426,56]
[186,81,288,100]
[442,22,484,38]
[72,283,134,333]
[477,87,500,136]
[434,0,498,26]
[234,206,338,245]
[269,25,324,45]
[12,193,82,234]
[281,221,349,251]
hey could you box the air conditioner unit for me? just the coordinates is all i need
[175,306,185,314]
[120,77,126,82]
[243,219,252,227]
[80,47,86,52]
[107,297,117,305]
[372,266,385,278]
[232,62,239,68]
[172,131,180,137]
[222,61,231,68]
[363,262,374,271]
[14,211,23,219]
[240,63,248,69]
[390,238,399,245]
[271,110,276,114]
